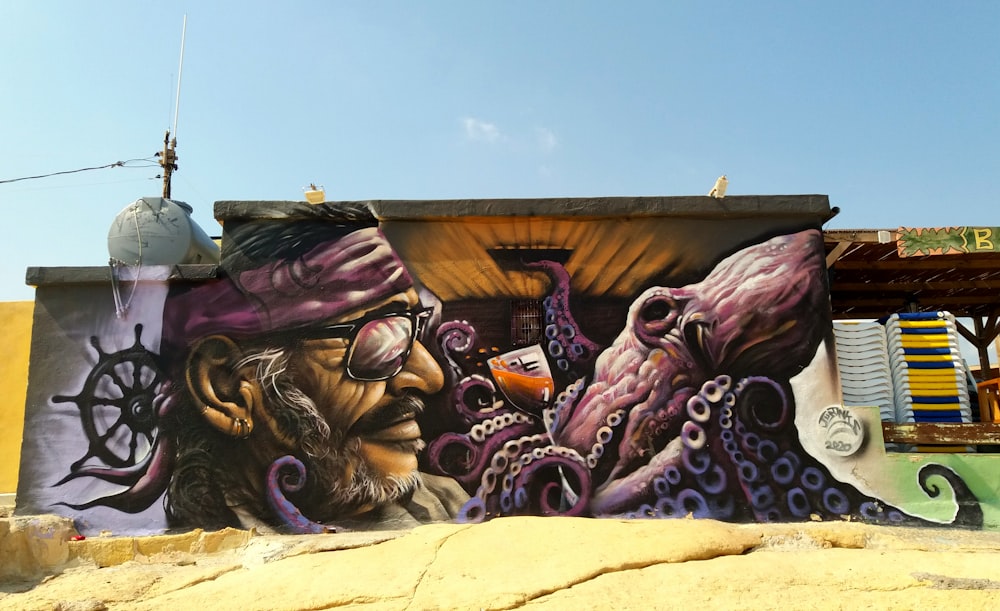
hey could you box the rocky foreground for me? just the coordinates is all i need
[3,511,1000,610]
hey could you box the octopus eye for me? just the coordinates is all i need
[638,295,678,325]
[636,294,682,344]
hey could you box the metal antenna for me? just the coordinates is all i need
[172,14,187,140]
[160,14,187,199]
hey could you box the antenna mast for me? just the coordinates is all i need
[160,14,187,199]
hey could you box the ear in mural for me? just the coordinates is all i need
[425,229,983,528]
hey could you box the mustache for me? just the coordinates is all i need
[349,394,425,436]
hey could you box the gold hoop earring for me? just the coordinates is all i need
[198,403,254,439]
[231,417,252,439]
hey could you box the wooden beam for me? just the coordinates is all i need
[825,241,852,269]
[824,230,892,243]
[882,422,1000,445]
[833,258,1000,271]
[831,311,896,319]
[832,308,999,320]
[986,313,1000,343]
[832,296,1000,308]
[832,280,1000,292]
[973,316,999,378]
[955,318,978,346]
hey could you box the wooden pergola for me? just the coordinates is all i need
[825,229,1000,377]
[824,229,1000,446]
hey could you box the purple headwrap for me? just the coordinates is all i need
[161,227,413,359]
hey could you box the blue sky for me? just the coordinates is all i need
[1,1,998,303]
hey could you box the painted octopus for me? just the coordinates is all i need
[551,228,980,525]
[552,229,832,515]
[434,229,981,526]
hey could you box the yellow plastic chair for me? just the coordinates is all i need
[978,378,1000,423]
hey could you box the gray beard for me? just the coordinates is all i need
[252,350,425,522]
[318,437,424,516]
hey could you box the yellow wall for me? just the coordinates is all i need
[0,300,33,493]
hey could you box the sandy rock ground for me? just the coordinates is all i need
[3,516,1000,610]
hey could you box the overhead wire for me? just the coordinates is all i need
[0,157,160,185]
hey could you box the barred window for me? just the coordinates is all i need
[510,299,545,347]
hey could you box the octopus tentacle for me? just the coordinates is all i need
[526,260,599,375]
[458,432,592,523]
[450,375,505,425]
[436,320,478,383]
[425,416,537,488]
[917,464,984,529]
[265,455,327,534]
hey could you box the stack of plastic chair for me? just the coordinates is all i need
[833,321,897,420]
[886,312,972,452]
[832,320,905,451]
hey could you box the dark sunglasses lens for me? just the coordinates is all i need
[347,316,415,380]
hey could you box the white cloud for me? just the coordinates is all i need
[462,117,501,143]
[535,127,557,153]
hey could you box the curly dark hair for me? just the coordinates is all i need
[220,200,378,275]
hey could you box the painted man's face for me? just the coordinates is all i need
[284,288,444,516]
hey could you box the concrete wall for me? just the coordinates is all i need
[13,197,997,535]
[0,300,33,493]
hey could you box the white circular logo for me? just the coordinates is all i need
[818,406,864,457]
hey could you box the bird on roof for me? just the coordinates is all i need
[708,175,728,198]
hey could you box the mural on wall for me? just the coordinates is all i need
[16,200,988,535]
[425,232,981,526]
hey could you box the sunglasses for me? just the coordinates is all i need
[273,306,434,381]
